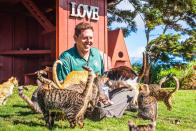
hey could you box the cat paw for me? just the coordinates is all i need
[78,122,84,128]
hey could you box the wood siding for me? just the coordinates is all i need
[0,12,55,83]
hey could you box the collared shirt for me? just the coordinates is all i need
[57,44,104,81]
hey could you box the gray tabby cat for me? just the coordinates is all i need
[37,66,104,128]
[137,84,157,130]
[148,75,179,111]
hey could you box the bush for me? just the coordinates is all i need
[179,61,196,89]
[149,61,196,89]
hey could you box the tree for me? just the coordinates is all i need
[108,0,196,83]
[141,0,196,83]
[107,0,138,37]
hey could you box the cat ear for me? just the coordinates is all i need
[140,84,150,95]
[107,80,112,86]
[8,76,14,81]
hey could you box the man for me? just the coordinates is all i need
[57,22,136,119]
[57,22,104,81]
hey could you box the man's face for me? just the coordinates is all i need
[75,29,94,54]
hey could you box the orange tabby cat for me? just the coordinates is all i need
[0,77,18,105]
[52,60,89,89]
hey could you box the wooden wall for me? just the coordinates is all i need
[0,11,55,83]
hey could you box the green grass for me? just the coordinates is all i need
[0,86,195,131]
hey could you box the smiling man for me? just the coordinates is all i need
[57,22,104,81]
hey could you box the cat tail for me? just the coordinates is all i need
[169,76,180,95]
[159,75,169,87]
[137,52,147,82]
[76,66,96,127]
[159,73,176,88]
[18,86,42,113]
[81,66,96,97]
[52,60,63,89]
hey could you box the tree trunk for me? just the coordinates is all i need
[143,53,151,84]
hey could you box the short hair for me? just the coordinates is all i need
[74,22,94,37]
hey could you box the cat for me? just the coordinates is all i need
[36,69,110,119]
[103,63,147,106]
[104,66,138,80]
[138,84,157,123]
[0,77,18,105]
[128,120,155,131]
[104,52,147,82]
[37,66,100,128]
[147,75,179,111]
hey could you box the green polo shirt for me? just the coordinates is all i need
[57,45,104,81]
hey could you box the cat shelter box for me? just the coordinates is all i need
[0,0,131,84]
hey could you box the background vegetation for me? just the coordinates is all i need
[132,60,196,89]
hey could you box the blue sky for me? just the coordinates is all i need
[125,26,146,58]
[116,0,146,59]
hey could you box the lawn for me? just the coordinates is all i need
[0,86,195,131]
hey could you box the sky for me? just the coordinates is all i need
[124,21,146,58]
[116,0,146,59]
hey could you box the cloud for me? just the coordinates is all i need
[134,15,145,29]
[128,46,145,58]
[116,0,134,11]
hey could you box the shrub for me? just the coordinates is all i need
[149,61,196,89]
[179,61,196,89]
